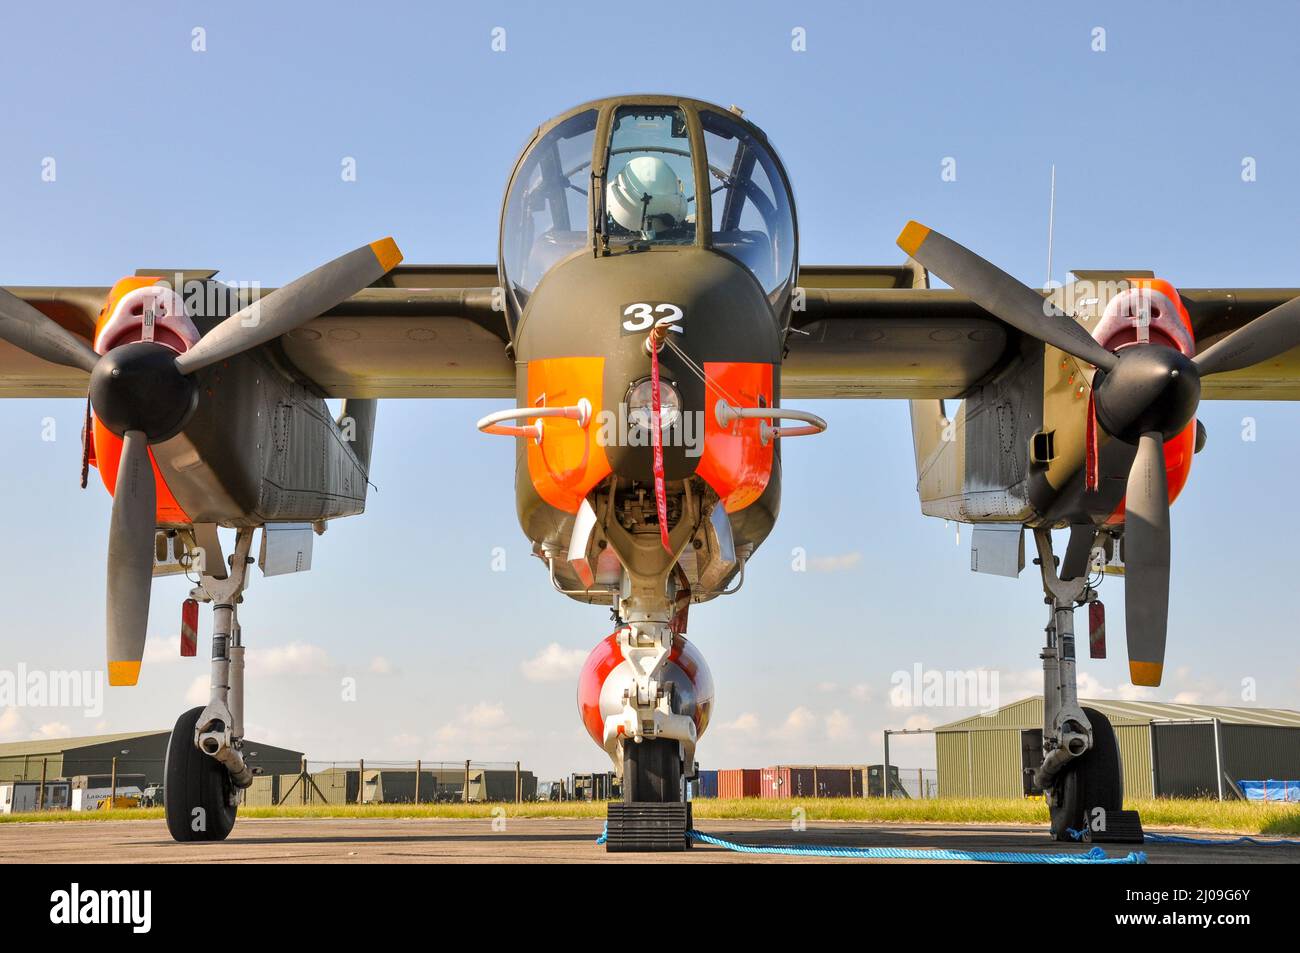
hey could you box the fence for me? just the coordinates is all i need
[261,760,538,807]
[894,767,940,800]
[0,756,539,810]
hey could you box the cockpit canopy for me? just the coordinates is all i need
[501,97,796,314]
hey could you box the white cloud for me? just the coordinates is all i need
[0,707,24,741]
[436,702,512,744]
[251,642,336,676]
[143,640,182,665]
[719,712,761,736]
[185,676,209,706]
[33,721,71,739]
[824,709,853,740]
[850,683,873,702]
[808,552,862,573]
[775,706,817,740]
[369,656,394,676]
[521,643,587,683]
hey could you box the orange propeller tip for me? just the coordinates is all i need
[1129,660,1163,687]
[369,237,403,272]
[107,660,141,687]
[896,220,931,257]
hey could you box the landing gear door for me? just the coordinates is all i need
[259,523,315,577]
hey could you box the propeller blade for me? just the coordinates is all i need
[106,431,156,687]
[1193,294,1300,376]
[0,287,99,373]
[1124,431,1170,687]
[175,238,402,375]
[897,221,1118,372]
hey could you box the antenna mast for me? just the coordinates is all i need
[1045,164,1057,289]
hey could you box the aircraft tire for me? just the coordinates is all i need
[623,738,682,804]
[164,706,238,842]
[1049,706,1124,841]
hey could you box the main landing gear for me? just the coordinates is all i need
[164,528,256,842]
[1031,528,1143,844]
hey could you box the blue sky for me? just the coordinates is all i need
[1,1,1298,778]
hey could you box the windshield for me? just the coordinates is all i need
[701,110,795,295]
[502,109,598,303]
[603,106,697,248]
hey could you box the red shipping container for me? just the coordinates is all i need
[760,766,816,798]
[717,769,762,799]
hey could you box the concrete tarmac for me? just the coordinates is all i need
[2,817,1294,863]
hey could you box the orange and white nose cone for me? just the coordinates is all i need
[576,630,714,749]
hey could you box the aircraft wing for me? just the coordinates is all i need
[0,266,514,399]
[787,265,1300,400]
[7,263,1300,401]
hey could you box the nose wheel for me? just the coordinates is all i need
[606,738,692,853]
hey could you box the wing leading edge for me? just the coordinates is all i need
[788,264,1300,400]
[5,262,1298,401]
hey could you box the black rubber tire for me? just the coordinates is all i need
[623,738,682,803]
[1050,706,1124,841]
[164,706,238,842]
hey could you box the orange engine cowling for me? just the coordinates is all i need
[1092,278,1196,521]
[88,277,201,524]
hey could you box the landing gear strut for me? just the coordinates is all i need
[1032,528,1141,844]
[164,527,256,842]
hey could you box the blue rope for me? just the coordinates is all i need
[1144,831,1300,847]
[685,829,1145,864]
[1067,826,1300,847]
[596,823,1144,863]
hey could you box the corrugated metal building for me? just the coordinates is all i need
[0,731,303,787]
[935,697,1300,799]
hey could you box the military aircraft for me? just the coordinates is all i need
[4,94,1300,849]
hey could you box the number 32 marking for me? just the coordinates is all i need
[622,302,684,334]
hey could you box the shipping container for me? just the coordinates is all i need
[762,766,865,798]
[695,769,718,798]
[717,768,761,798]
[760,766,814,798]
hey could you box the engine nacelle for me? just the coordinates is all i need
[577,629,714,764]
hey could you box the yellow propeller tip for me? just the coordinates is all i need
[369,237,403,272]
[1129,661,1163,687]
[896,221,931,257]
[107,660,141,687]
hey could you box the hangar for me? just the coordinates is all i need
[0,730,304,788]
[935,697,1300,799]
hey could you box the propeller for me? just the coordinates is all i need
[899,220,1300,686]
[0,287,100,372]
[3,238,402,685]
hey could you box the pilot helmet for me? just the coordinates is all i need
[606,155,688,237]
